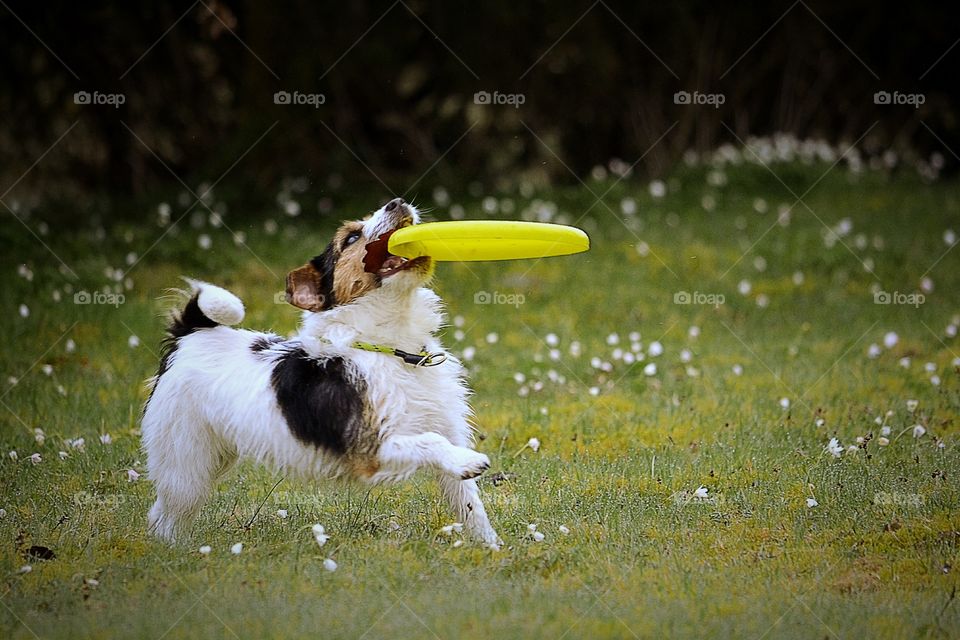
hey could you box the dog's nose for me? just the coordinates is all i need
[384,197,405,212]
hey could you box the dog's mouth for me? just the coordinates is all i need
[362,222,429,277]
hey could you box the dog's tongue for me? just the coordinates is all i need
[381,255,405,271]
[362,232,393,273]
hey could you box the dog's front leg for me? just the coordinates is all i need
[438,474,501,547]
[373,432,489,481]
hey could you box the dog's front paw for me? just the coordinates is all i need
[444,449,490,480]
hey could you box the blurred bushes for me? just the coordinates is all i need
[0,0,956,202]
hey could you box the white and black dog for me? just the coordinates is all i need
[142,198,500,547]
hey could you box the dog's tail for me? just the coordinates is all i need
[168,279,245,337]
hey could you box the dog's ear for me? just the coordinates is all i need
[286,260,330,311]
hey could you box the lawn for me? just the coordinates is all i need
[1,159,958,639]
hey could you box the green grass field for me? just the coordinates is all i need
[1,162,958,638]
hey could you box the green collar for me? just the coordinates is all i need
[320,338,447,367]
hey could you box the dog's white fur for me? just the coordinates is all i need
[142,202,500,547]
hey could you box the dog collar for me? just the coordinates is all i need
[316,337,446,367]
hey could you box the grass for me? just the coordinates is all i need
[1,162,958,638]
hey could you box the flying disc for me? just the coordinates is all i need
[386,221,590,262]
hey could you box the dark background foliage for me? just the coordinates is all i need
[1,0,956,203]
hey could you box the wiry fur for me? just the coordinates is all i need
[141,199,500,547]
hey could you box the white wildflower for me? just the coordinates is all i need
[323,558,338,572]
[825,438,843,458]
[313,524,330,546]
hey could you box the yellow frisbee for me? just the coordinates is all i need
[387,221,590,261]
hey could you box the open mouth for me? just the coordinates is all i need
[362,223,427,277]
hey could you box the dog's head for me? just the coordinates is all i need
[286,198,434,311]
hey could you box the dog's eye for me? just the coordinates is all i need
[343,231,362,248]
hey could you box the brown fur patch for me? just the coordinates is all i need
[329,222,380,306]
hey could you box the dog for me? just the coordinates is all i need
[141,198,500,547]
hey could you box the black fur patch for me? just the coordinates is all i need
[156,294,218,378]
[270,348,364,454]
[310,243,337,310]
[146,293,220,412]
[250,334,283,354]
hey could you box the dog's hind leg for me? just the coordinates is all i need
[438,474,501,547]
[144,405,233,543]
